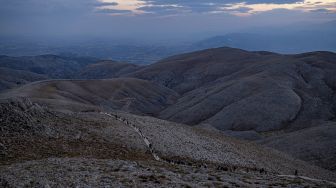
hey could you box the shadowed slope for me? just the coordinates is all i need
[259,122,336,171]
[128,47,336,133]
[130,48,335,171]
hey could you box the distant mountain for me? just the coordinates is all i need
[0,38,186,64]
[194,22,336,53]
[194,32,336,53]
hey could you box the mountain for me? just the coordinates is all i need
[125,47,336,171]
[1,47,336,185]
[194,22,336,53]
[127,48,336,133]
[0,98,335,187]
[194,32,336,54]
[127,47,275,94]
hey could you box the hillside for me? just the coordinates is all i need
[0,67,47,90]
[0,78,179,114]
[0,98,335,186]
[0,55,144,92]
[127,47,336,133]
[259,122,336,171]
[1,47,336,184]
[125,47,336,171]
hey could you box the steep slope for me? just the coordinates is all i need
[128,47,336,133]
[115,111,332,177]
[128,47,281,94]
[0,98,335,186]
[0,78,179,114]
[128,47,336,172]
[259,122,336,171]
[78,60,141,79]
[0,98,149,166]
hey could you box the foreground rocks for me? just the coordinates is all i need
[1,158,335,188]
[1,98,335,187]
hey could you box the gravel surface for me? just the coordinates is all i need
[1,158,335,188]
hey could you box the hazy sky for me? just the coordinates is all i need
[1,0,336,41]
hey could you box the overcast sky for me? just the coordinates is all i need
[1,0,335,42]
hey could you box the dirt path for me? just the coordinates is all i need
[100,112,336,186]
[101,112,161,161]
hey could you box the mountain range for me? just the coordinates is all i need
[1,47,336,186]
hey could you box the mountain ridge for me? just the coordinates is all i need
[1,47,335,173]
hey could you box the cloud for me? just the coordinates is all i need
[96,8,132,15]
[96,0,148,14]
[137,4,185,15]
[92,0,336,16]
[1,0,335,40]
[220,0,336,16]
[1,0,334,17]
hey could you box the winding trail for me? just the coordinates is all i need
[101,112,161,161]
[100,112,336,186]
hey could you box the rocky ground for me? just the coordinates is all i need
[1,98,336,187]
[1,158,336,188]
